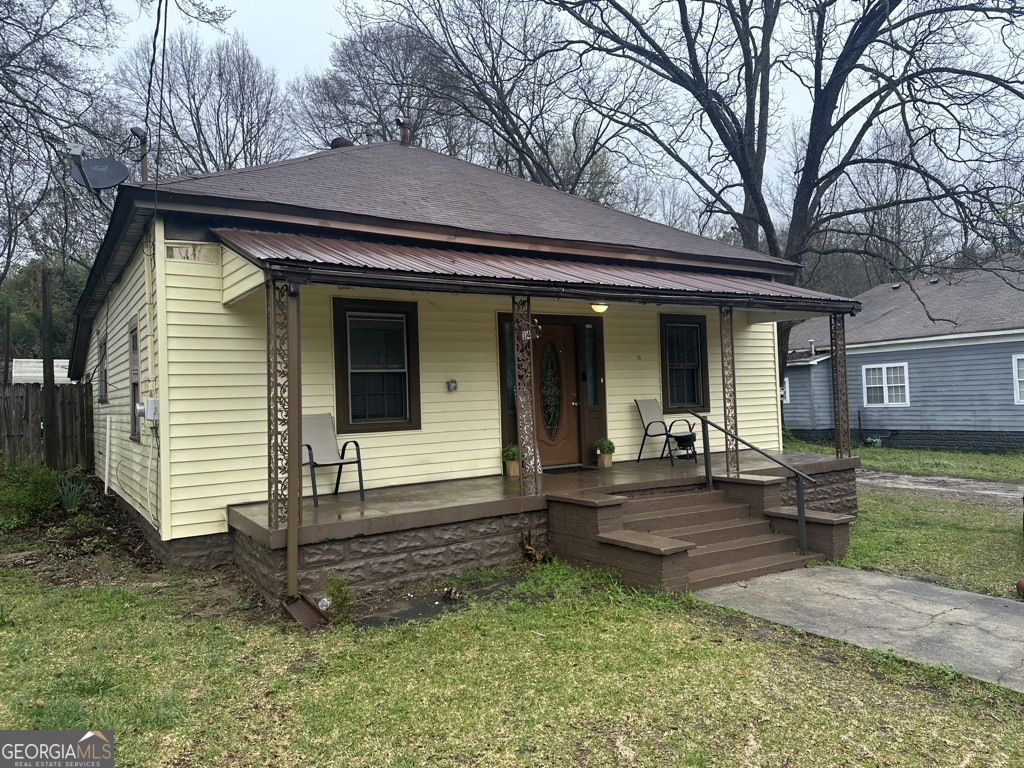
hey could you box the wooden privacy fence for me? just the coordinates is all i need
[0,384,94,471]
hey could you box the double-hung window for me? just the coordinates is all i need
[659,314,709,412]
[333,298,420,433]
[862,362,909,407]
[781,376,790,404]
[1013,354,1024,405]
[129,317,141,439]
[97,334,108,403]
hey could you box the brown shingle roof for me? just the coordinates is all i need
[136,142,787,270]
[791,270,1024,349]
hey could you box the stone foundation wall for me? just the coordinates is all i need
[780,468,858,515]
[116,492,234,568]
[234,511,548,600]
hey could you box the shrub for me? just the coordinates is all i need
[0,460,60,533]
[57,468,95,514]
[501,443,520,462]
[594,437,615,454]
[325,576,355,625]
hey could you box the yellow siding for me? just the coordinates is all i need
[734,312,783,451]
[602,305,781,461]
[221,247,264,304]
[164,251,267,540]
[157,251,783,539]
[85,225,161,531]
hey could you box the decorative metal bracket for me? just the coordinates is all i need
[513,296,541,496]
[720,307,739,475]
[830,313,852,458]
[266,279,290,530]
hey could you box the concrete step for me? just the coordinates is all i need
[687,551,820,592]
[657,517,772,546]
[622,502,750,532]
[622,489,728,515]
[686,533,799,570]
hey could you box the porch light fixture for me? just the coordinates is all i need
[591,302,609,313]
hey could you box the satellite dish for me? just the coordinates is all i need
[70,157,130,190]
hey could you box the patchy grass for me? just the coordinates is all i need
[843,490,1024,599]
[3,559,1024,767]
[784,435,1024,483]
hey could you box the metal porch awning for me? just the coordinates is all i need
[213,228,859,317]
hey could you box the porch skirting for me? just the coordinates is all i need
[233,510,548,598]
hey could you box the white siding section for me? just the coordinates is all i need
[86,228,161,531]
[221,247,264,304]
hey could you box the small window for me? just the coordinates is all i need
[129,317,141,439]
[660,314,709,412]
[1014,354,1024,405]
[862,362,909,407]
[333,298,420,433]
[781,376,790,404]
[97,334,108,403]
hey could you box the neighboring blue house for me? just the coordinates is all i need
[784,269,1024,451]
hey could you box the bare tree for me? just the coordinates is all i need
[542,0,1024,366]
[0,0,121,287]
[117,30,293,176]
[290,18,468,152]
[353,0,642,199]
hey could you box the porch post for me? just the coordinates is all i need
[513,296,541,496]
[267,278,303,594]
[719,307,740,475]
[266,278,289,532]
[830,313,852,458]
[286,284,303,595]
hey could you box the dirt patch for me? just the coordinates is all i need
[857,470,1024,514]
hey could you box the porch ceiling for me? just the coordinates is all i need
[213,229,860,315]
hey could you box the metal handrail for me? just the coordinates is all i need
[686,410,815,555]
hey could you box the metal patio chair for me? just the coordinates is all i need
[301,413,365,507]
[634,398,697,466]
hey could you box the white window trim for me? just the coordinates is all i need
[862,362,910,407]
[1013,354,1024,405]
[781,376,790,404]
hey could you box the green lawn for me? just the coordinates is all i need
[784,435,1024,483]
[2,560,1023,767]
[842,489,1024,599]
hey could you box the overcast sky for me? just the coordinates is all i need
[109,0,345,80]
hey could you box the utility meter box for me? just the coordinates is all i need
[145,398,159,422]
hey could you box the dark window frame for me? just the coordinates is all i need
[128,316,141,441]
[97,333,108,404]
[659,313,710,413]
[333,297,421,434]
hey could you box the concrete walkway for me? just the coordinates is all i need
[699,566,1024,694]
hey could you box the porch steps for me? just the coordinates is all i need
[687,551,818,592]
[620,489,819,591]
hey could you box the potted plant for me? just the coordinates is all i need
[502,443,521,477]
[594,438,615,468]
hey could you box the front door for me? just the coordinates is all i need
[533,323,580,466]
[499,313,606,468]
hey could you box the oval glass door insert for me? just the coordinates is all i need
[540,343,562,439]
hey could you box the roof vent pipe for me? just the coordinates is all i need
[809,340,816,356]
[397,117,412,145]
[330,137,354,149]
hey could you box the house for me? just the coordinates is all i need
[783,270,1024,451]
[69,137,861,600]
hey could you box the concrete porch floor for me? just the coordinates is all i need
[228,450,853,549]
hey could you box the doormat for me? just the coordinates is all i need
[543,465,599,475]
